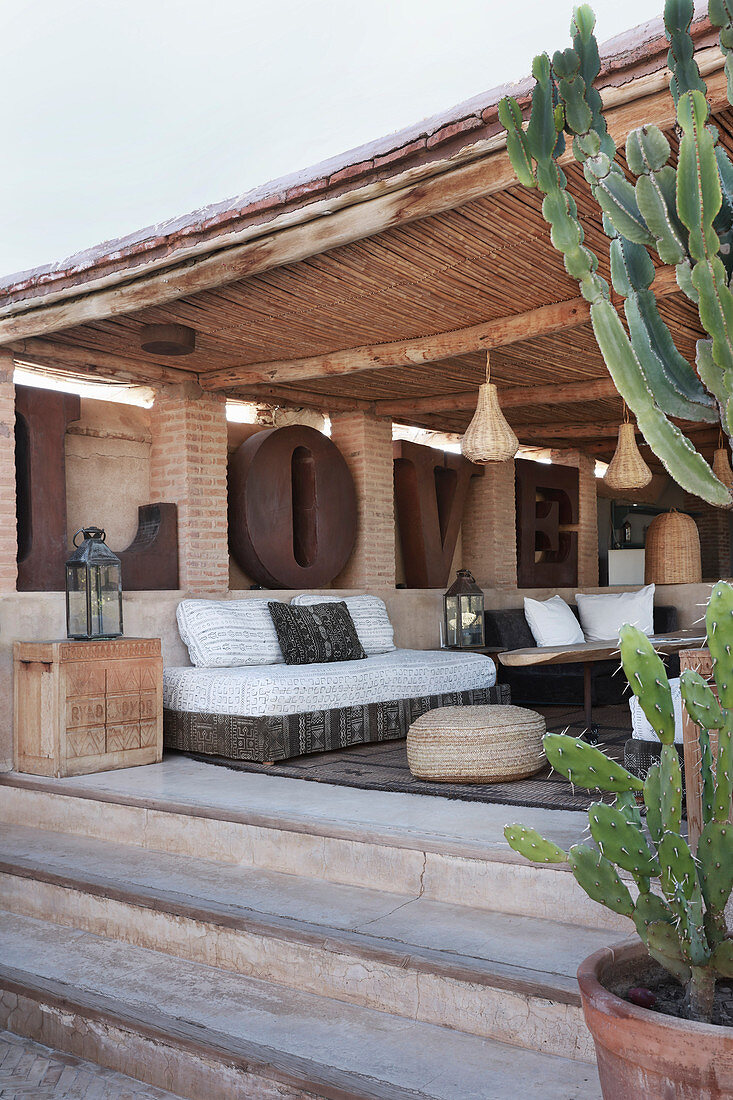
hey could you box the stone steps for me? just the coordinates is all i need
[0,767,630,930]
[0,823,609,1061]
[0,911,603,1100]
[0,760,615,1096]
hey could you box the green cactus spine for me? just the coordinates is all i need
[498,0,733,507]
[504,581,733,1023]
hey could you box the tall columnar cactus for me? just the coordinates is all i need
[498,0,733,507]
[505,581,733,1022]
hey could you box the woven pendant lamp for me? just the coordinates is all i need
[713,433,733,492]
[603,406,652,491]
[645,510,701,584]
[461,352,519,463]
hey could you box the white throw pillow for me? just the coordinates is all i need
[176,599,285,668]
[575,584,655,643]
[290,593,395,655]
[523,595,585,648]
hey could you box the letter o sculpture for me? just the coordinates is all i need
[228,425,358,588]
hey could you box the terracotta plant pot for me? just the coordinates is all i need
[578,939,733,1099]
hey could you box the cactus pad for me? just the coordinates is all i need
[698,820,733,913]
[567,844,635,917]
[543,732,643,791]
[619,626,676,744]
[588,802,659,877]
[503,824,567,864]
[679,669,724,728]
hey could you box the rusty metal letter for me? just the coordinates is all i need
[393,439,479,588]
[228,425,357,588]
[16,385,81,591]
[515,458,579,587]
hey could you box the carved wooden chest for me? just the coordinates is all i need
[14,637,163,777]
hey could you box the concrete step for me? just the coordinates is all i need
[0,910,603,1100]
[0,823,608,1061]
[0,763,631,932]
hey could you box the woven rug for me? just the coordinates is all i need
[181,703,634,812]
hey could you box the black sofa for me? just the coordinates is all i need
[484,603,679,707]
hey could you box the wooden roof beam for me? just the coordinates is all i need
[227,385,374,412]
[199,268,679,389]
[10,337,198,386]
[379,376,621,416]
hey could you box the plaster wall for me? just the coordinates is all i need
[0,580,704,773]
[65,399,151,552]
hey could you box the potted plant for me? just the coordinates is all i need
[505,580,733,1097]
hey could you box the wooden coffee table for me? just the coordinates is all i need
[499,630,705,743]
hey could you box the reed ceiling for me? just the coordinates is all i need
[20,105,733,464]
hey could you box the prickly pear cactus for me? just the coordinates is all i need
[498,0,733,507]
[504,581,733,1023]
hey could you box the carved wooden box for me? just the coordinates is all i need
[14,637,163,777]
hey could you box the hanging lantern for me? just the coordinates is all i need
[65,527,123,640]
[603,407,652,491]
[443,570,485,649]
[713,433,733,492]
[461,351,519,463]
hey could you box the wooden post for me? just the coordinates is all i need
[678,649,725,849]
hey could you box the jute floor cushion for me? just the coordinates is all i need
[407,704,546,783]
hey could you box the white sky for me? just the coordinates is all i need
[1,0,673,279]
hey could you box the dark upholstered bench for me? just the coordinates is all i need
[484,604,679,707]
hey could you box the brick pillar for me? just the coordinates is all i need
[0,351,16,594]
[330,413,395,588]
[150,382,229,595]
[461,460,517,588]
[684,493,731,579]
[550,449,599,587]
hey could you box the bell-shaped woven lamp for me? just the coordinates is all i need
[713,435,733,492]
[603,409,652,491]
[461,352,519,464]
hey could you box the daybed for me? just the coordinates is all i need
[163,595,505,763]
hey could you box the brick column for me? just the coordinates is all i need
[150,382,229,595]
[684,493,731,579]
[0,351,16,594]
[461,460,517,588]
[551,449,599,587]
[330,413,395,588]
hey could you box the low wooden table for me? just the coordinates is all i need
[499,630,705,742]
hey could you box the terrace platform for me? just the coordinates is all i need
[0,742,633,1098]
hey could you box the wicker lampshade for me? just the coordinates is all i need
[461,353,519,464]
[604,420,652,491]
[713,444,733,492]
[645,510,701,584]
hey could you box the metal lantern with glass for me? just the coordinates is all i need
[66,527,123,640]
[443,569,485,649]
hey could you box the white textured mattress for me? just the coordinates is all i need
[164,648,496,718]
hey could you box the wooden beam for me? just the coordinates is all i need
[514,421,718,441]
[0,61,725,346]
[228,385,373,413]
[379,376,621,416]
[10,337,198,386]
[200,267,680,389]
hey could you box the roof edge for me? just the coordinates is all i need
[0,10,720,312]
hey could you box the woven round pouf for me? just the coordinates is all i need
[407,704,546,784]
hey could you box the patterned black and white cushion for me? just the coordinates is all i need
[290,593,395,654]
[268,601,367,665]
[176,599,285,668]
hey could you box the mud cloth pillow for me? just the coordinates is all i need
[268,601,367,665]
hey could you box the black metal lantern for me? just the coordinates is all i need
[66,527,123,640]
[443,569,485,649]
